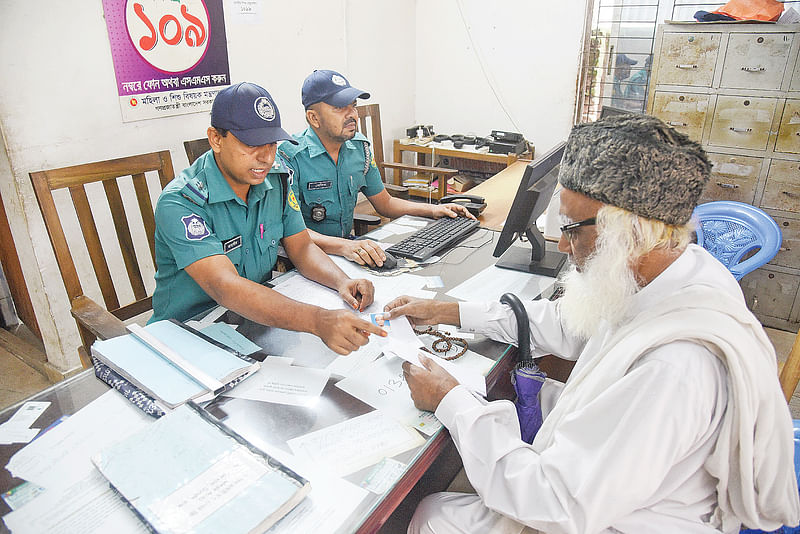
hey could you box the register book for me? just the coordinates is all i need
[91,319,260,409]
[92,402,310,534]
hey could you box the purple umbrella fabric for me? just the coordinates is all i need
[511,361,546,444]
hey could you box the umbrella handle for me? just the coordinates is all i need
[500,293,531,363]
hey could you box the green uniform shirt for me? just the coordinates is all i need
[151,150,305,322]
[279,127,384,238]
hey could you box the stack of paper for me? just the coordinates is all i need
[91,320,260,410]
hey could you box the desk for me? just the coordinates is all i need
[392,139,524,201]
[0,224,544,533]
[471,160,529,231]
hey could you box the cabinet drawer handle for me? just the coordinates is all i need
[667,121,688,127]
[729,127,753,133]
[782,191,799,198]
[740,66,766,72]
[716,182,739,189]
[676,64,698,69]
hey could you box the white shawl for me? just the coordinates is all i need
[532,285,800,532]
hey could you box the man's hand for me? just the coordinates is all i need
[383,296,460,327]
[343,239,385,267]
[315,309,386,355]
[403,354,459,412]
[339,278,374,312]
[432,203,476,220]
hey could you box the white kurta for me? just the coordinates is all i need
[411,245,798,534]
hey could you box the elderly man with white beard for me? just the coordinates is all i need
[382,114,800,534]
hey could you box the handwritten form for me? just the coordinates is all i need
[286,410,424,478]
[336,356,442,436]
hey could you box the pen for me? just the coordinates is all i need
[260,223,264,239]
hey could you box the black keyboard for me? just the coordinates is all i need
[386,216,480,262]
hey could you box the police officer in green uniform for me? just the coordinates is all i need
[151,82,385,355]
[279,70,474,268]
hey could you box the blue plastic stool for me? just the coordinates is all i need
[740,420,800,533]
[693,201,782,281]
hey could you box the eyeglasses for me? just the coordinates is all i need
[559,217,596,240]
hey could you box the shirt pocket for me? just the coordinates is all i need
[256,222,280,275]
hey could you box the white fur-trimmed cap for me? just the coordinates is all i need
[559,114,710,225]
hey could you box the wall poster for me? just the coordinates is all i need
[102,0,230,122]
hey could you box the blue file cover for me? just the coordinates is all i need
[92,402,310,534]
[91,320,260,409]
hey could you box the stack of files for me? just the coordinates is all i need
[92,402,311,534]
[91,319,260,415]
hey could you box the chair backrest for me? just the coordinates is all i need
[693,200,782,281]
[184,138,211,165]
[780,329,800,403]
[355,104,386,182]
[29,151,175,325]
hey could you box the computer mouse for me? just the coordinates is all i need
[375,252,398,271]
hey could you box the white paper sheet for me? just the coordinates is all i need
[222,363,330,406]
[335,357,441,435]
[387,348,487,397]
[286,410,425,478]
[325,341,384,378]
[446,263,555,303]
[4,391,153,534]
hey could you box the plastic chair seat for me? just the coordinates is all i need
[693,201,782,281]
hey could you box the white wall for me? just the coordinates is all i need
[0,0,583,371]
[416,0,585,157]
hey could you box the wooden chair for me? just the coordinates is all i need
[183,138,210,164]
[355,103,458,202]
[780,329,800,403]
[29,151,175,367]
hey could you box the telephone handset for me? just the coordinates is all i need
[439,194,487,217]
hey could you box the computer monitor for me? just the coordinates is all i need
[493,142,567,277]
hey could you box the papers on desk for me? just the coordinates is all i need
[222,361,330,407]
[92,403,310,534]
[0,401,49,444]
[286,410,424,478]
[446,263,556,303]
[4,390,152,534]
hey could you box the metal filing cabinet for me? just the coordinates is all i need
[649,23,800,331]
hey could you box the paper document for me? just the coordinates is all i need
[223,363,330,407]
[446,263,555,303]
[391,349,488,397]
[287,410,424,477]
[4,390,152,534]
[266,476,367,534]
[335,356,441,435]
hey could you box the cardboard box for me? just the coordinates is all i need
[447,175,475,192]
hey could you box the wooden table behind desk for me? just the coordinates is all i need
[471,160,529,231]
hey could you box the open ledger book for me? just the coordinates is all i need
[91,319,260,410]
[92,402,311,534]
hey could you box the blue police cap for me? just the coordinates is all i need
[211,82,297,146]
[301,70,370,109]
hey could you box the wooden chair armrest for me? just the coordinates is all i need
[385,183,410,199]
[379,162,459,176]
[534,354,577,383]
[71,295,128,341]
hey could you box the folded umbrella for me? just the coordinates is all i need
[501,293,546,444]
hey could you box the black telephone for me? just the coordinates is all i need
[439,194,487,217]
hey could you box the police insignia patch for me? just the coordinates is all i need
[254,96,275,121]
[181,214,210,241]
[288,189,300,211]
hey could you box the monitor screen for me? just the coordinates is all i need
[493,141,567,277]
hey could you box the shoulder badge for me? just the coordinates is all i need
[181,178,209,207]
[181,213,210,241]
[287,188,300,212]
